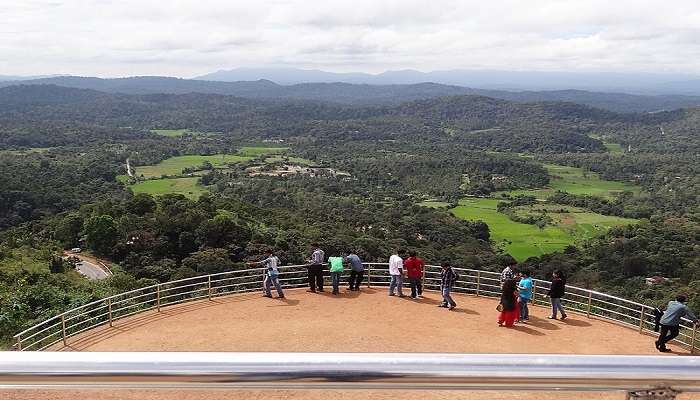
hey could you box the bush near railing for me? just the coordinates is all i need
[13,264,699,354]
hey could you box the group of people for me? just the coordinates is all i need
[251,246,699,353]
[496,264,566,328]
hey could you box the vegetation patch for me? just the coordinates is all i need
[130,177,205,199]
[237,146,289,157]
[134,154,253,178]
[151,129,204,137]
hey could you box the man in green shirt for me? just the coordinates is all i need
[328,256,344,295]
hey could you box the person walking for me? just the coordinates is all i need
[248,249,284,299]
[328,255,344,295]
[345,252,364,291]
[306,244,325,293]
[438,262,458,310]
[517,270,533,322]
[388,250,405,297]
[547,270,567,320]
[404,251,425,299]
[498,279,519,327]
[656,295,699,352]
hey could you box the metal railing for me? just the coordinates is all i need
[2,352,700,395]
[12,264,699,354]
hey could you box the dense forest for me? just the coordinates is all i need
[1,84,699,347]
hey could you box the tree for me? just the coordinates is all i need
[84,215,118,255]
[182,248,234,274]
[54,213,83,247]
[127,193,156,216]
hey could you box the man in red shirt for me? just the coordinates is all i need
[404,251,425,299]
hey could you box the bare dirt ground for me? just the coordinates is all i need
[4,288,697,400]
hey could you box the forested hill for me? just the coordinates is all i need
[2,76,700,112]
[0,84,614,152]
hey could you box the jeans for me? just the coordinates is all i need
[331,272,340,294]
[307,264,324,292]
[519,297,530,320]
[389,274,404,296]
[551,297,566,318]
[408,277,423,298]
[264,275,284,297]
[349,270,364,289]
[441,286,456,307]
[657,325,680,348]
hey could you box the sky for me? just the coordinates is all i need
[2,0,700,78]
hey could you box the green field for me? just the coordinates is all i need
[451,198,637,261]
[496,164,639,200]
[420,201,450,209]
[151,129,204,137]
[237,146,289,157]
[134,154,253,178]
[589,134,624,154]
[131,177,205,199]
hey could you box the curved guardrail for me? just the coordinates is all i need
[12,263,699,353]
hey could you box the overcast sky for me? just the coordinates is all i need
[2,0,700,78]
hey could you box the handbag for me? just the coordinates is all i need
[496,303,504,312]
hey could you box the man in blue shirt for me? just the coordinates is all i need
[345,252,364,291]
[656,295,698,352]
[518,270,533,322]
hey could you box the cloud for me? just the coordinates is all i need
[0,0,700,77]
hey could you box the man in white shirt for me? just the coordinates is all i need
[388,250,405,297]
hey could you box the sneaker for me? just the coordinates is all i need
[547,316,557,320]
[560,315,568,321]
[278,295,285,299]
[655,341,661,350]
[262,294,272,298]
[307,289,316,293]
[389,293,395,296]
[437,304,448,308]
[448,305,456,311]
[659,347,672,353]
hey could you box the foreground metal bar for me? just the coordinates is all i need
[1,352,699,392]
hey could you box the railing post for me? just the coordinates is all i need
[587,291,592,318]
[108,298,113,327]
[639,307,646,333]
[532,282,537,305]
[156,284,161,312]
[476,271,481,297]
[367,265,371,288]
[691,324,698,355]
[208,275,212,300]
[16,334,22,351]
[61,314,67,346]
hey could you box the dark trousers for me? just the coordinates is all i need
[307,264,324,291]
[349,270,364,289]
[657,324,680,348]
[408,278,422,298]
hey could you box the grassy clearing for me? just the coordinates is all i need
[420,201,450,209]
[237,146,288,157]
[1,147,54,155]
[151,129,204,137]
[134,154,252,178]
[131,177,205,199]
[450,198,637,261]
[496,164,639,200]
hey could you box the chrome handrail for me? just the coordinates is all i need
[12,263,699,354]
[1,352,700,394]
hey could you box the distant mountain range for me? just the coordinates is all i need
[1,75,699,113]
[195,67,700,95]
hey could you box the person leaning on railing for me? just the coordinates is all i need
[344,252,364,291]
[388,250,405,297]
[655,295,699,353]
[306,244,325,293]
[328,256,344,295]
[247,249,285,299]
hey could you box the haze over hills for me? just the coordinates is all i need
[2,76,700,113]
[195,67,700,95]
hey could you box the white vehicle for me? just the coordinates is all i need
[70,247,82,253]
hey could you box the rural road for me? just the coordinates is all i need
[126,158,134,177]
[64,252,113,280]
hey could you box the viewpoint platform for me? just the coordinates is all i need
[4,288,697,400]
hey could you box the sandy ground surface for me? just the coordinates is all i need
[4,288,698,400]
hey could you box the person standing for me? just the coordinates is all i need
[388,250,405,297]
[518,270,533,322]
[438,262,458,310]
[498,279,519,327]
[306,244,325,293]
[547,270,567,320]
[404,251,425,299]
[345,252,364,291]
[656,295,698,352]
[501,263,518,287]
[328,255,344,295]
[248,249,284,299]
